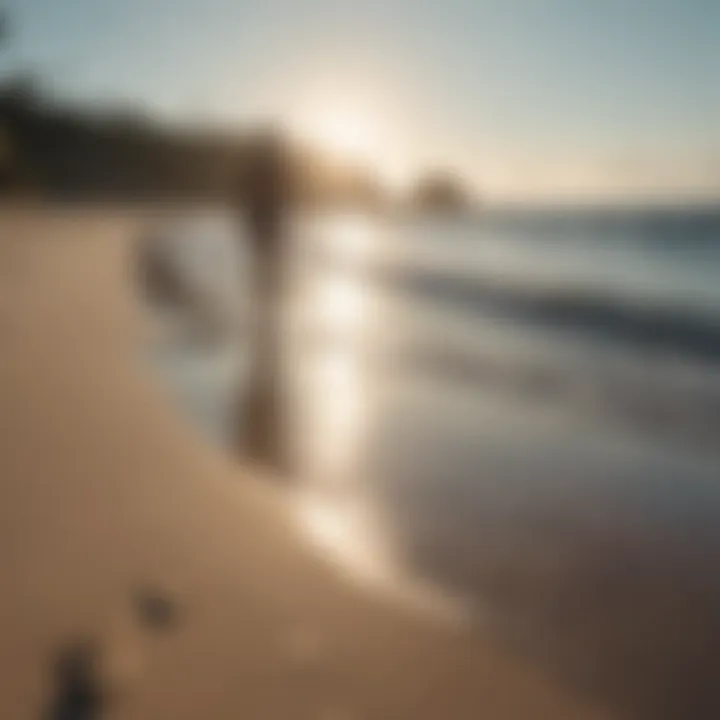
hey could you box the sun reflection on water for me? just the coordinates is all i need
[294,215,389,575]
[292,216,468,621]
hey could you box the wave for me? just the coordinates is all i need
[302,317,720,456]
[319,250,720,365]
[394,336,720,453]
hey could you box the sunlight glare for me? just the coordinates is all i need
[317,277,364,327]
[296,102,379,163]
[291,99,408,187]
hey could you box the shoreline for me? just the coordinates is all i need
[0,208,612,719]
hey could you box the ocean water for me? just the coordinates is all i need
[142,207,720,719]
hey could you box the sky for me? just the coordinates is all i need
[6,0,720,200]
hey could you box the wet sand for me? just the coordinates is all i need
[0,208,613,719]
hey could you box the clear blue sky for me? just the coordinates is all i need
[7,0,720,200]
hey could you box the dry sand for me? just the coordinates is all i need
[0,208,615,719]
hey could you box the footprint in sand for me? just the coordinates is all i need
[43,640,106,720]
[44,586,180,719]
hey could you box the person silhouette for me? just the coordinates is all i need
[235,128,294,474]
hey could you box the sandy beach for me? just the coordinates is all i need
[0,208,614,719]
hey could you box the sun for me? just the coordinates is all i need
[294,102,380,164]
[321,109,380,163]
[290,100,410,190]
